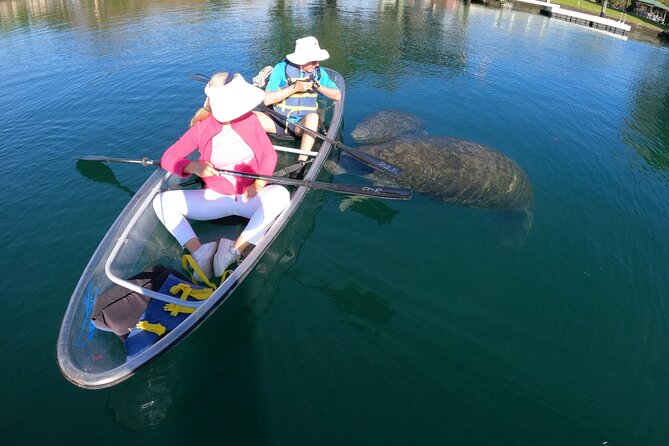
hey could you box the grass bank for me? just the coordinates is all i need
[549,0,668,31]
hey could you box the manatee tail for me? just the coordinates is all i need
[493,209,533,248]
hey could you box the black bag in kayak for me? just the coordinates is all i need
[90,265,187,339]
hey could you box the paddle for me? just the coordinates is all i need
[78,156,412,200]
[186,72,405,177]
[79,155,160,166]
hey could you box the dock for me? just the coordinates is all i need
[510,0,631,36]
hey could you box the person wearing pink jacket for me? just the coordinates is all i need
[153,72,290,281]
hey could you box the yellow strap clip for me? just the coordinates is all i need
[164,303,196,315]
[135,321,166,336]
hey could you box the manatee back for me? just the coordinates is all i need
[351,110,424,144]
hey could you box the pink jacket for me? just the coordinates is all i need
[161,112,277,195]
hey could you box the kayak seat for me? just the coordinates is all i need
[270,133,298,142]
[211,215,250,226]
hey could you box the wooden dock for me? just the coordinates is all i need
[511,0,631,36]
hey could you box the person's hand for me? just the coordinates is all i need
[292,80,314,93]
[185,161,218,178]
[243,180,267,200]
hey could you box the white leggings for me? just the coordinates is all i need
[152,185,290,247]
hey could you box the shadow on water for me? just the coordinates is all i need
[103,190,327,435]
[75,160,136,197]
[337,196,400,225]
[106,366,175,431]
[326,154,400,225]
[319,283,394,334]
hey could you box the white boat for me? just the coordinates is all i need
[57,69,348,389]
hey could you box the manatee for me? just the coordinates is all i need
[350,110,424,144]
[346,136,533,211]
[327,135,534,241]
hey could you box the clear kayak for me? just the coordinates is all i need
[57,69,346,389]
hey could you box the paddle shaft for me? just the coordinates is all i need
[257,105,404,177]
[186,72,404,177]
[216,168,411,200]
[77,156,412,200]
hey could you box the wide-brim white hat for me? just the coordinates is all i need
[286,36,330,66]
[204,74,265,122]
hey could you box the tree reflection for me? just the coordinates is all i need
[1,0,208,32]
[253,0,471,87]
[2,0,471,84]
[625,55,669,174]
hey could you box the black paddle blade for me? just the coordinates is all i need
[187,72,211,83]
[335,145,405,177]
[309,181,412,200]
[77,156,160,166]
[78,155,114,162]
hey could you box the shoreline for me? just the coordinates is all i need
[474,0,668,45]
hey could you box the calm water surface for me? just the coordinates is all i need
[2,0,669,444]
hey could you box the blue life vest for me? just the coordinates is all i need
[274,61,322,125]
[124,273,212,357]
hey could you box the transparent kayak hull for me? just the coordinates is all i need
[57,70,345,389]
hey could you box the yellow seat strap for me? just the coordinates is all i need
[220,269,232,282]
[164,282,214,316]
[172,254,235,315]
[170,283,213,301]
[163,303,195,315]
[182,254,217,290]
[136,321,166,336]
[278,95,319,131]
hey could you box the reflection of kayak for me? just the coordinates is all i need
[57,69,346,389]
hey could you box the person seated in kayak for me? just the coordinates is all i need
[153,72,290,281]
[254,36,341,165]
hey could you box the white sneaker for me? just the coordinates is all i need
[214,238,241,277]
[192,241,217,281]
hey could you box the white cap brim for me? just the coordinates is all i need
[205,74,265,122]
[286,48,330,66]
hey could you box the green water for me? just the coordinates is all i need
[1,0,669,444]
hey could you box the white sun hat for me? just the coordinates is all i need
[286,36,330,66]
[204,73,265,122]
